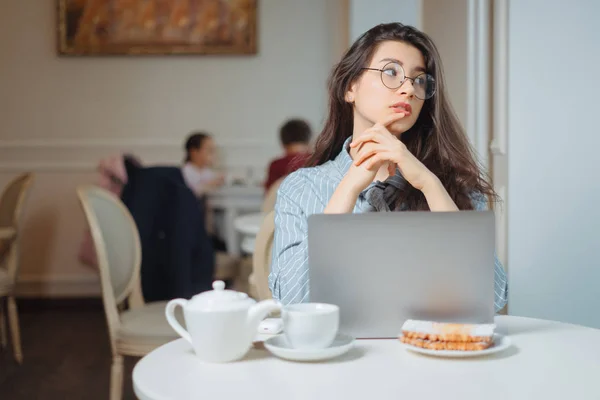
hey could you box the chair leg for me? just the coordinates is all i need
[110,355,124,400]
[0,298,7,350]
[7,296,22,364]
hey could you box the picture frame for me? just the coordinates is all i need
[57,0,258,56]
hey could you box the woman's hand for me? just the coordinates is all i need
[350,114,435,192]
[324,115,402,214]
[342,160,391,194]
[342,114,408,194]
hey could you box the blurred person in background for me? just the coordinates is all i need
[264,119,312,192]
[182,132,225,196]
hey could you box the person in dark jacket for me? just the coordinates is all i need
[121,161,215,302]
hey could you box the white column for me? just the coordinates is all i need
[466,0,492,172]
[475,0,491,172]
[491,0,509,269]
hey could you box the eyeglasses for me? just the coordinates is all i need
[361,62,436,100]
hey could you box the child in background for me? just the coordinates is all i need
[181,131,227,251]
[264,119,312,192]
[182,132,224,196]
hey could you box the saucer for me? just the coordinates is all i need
[399,333,512,358]
[263,333,354,362]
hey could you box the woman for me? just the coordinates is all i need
[268,23,508,311]
[181,132,224,196]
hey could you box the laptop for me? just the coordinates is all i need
[307,211,496,339]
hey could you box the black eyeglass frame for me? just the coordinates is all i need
[361,61,436,100]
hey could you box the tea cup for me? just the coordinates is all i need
[282,303,339,350]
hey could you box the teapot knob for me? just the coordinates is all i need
[212,280,226,291]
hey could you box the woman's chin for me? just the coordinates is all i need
[388,120,412,136]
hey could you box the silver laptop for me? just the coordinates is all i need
[307,211,496,339]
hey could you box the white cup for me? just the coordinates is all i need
[282,303,339,350]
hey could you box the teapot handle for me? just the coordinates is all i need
[165,299,192,345]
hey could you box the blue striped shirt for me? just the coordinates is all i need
[268,138,508,312]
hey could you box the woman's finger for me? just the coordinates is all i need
[387,162,396,176]
[374,112,407,128]
[350,131,383,147]
[354,146,381,166]
[354,150,377,166]
[364,153,387,170]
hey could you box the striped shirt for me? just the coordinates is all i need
[268,138,508,312]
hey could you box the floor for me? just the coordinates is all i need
[0,298,139,399]
[0,259,253,399]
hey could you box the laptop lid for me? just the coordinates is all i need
[307,211,496,338]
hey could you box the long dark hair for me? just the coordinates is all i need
[307,23,496,210]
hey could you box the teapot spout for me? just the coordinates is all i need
[247,299,282,340]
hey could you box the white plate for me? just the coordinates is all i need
[264,333,354,362]
[399,333,512,358]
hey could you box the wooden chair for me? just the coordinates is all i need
[250,211,275,300]
[240,179,281,297]
[76,185,182,400]
[261,178,283,213]
[0,172,34,364]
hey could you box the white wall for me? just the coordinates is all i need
[349,0,421,43]
[0,0,346,171]
[0,0,347,296]
[421,0,468,127]
[508,0,600,328]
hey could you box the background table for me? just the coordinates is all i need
[209,186,263,257]
[234,212,265,254]
[133,315,600,400]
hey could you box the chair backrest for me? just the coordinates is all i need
[77,185,141,310]
[0,173,34,229]
[252,210,275,300]
[261,178,283,213]
[0,173,33,279]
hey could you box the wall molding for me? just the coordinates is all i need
[0,162,96,172]
[0,137,280,173]
[0,137,273,148]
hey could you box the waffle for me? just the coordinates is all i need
[400,319,495,350]
[399,335,492,351]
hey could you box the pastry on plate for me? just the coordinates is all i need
[399,335,492,351]
[400,319,495,350]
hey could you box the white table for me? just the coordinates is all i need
[133,316,600,400]
[234,212,265,254]
[208,185,264,257]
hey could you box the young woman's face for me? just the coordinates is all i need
[190,137,216,167]
[346,40,427,137]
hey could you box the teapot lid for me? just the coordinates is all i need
[188,280,253,311]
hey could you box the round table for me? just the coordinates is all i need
[209,186,264,257]
[233,212,265,254]
[133,316,600,400]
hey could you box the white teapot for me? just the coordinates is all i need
[165,280,281,363]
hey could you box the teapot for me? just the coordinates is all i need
[165,280,281,363]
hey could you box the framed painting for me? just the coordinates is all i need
[57,0,258,56]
